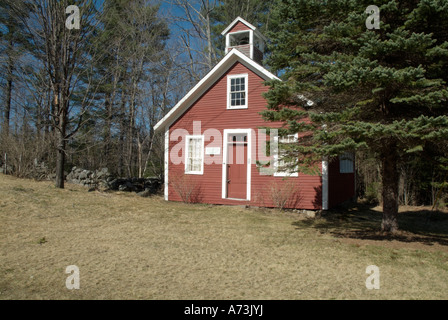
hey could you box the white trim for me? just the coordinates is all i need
[221,16,256,35]
[225,29,252,36]
[224,28,265,61]
[322,159,329,210]
[221,16,267,42]
[185,135,205,175]
[249,30,254,61]
[222,129,252,201]
[225,29,252,55]
[227,73,248,109]
[164,126,169,201]
[226,29,251,39]
[153,49,280,133]
[273,133,299,177]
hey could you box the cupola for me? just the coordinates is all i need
[221,17,266,65]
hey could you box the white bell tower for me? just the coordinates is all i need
[221,17,266,65]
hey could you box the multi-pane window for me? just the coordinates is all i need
[339,152,354,173]
[228,75,247,108]
[185,135,204,174]
[274,134,298,177]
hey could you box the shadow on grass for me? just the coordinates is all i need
[292,203,448,247]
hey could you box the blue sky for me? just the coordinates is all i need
[90,0,200,44]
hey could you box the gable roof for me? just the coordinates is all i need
[221,16,267,42]
[221,16,257,35]
[154,48,280,132]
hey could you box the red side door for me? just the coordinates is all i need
[226,134,247,199]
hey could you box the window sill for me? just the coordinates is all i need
[227,106,248,110]
[274,172,298,177]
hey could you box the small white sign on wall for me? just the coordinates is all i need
[205,147,221,155]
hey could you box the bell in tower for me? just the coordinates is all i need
[221,17,266,65]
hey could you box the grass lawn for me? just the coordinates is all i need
[1,173,447,299]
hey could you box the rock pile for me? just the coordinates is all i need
[66,166,162,197]
[66,167,112,188]
[107,177,161,196]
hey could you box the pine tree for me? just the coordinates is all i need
[262,0,448,233]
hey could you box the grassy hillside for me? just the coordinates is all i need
[0,174,447,299]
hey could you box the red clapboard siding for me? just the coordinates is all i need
[168,61,323,209]
[228,21,251,33]
[229,44,250,56]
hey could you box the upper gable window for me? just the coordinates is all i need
[227,74,248,109]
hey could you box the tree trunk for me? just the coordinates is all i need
[55,132,65,188]
[381,141,399,233]
[103,95,112,168]
[54,88,67,189]
[3,36,14,137]
[205,8,213,70]
[3,77,12,136]
[118,94,127,177]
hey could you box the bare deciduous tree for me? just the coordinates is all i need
[20,0,99,188]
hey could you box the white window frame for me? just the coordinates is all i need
[274,133,299,177]
[227,74,248,109]
[339,152,354,173]
[185,135,204,175]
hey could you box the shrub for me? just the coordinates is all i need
[170,173,201,203]
[268,178,301,210]
[365,182,381,205]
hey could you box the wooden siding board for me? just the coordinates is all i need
[168,62,323,209]
[228,21,251,33]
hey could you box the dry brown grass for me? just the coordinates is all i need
[1,173,448,300]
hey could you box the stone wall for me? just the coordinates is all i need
[66,167,162,197]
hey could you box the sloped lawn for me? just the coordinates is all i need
[1,174,447,299]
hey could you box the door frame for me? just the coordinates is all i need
[222,129,252,201]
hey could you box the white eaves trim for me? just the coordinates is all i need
[221,16,267,42]
[221,16,256,34]
[153,48,280,133]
